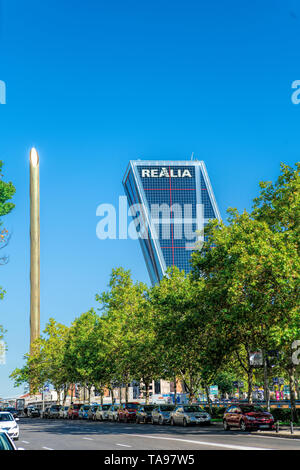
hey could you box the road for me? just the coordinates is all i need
[16,418,300,451]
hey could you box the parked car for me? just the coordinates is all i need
[3,408,18,419]
[41,407,50,419]
[0,412,20,440]
[27,406,40,418]
[107,405,119,422]
[59,406,69,419]
[0,431,21,450]
[87,405,99,421]
[151,404,175,425]
[170,405,211,426]
[223,404,275,432]
[135,405,155,423]
[117,403,139,423]
[78,405,91,419]
[68,404,83,420]
[48,405,61,419]
[95,404,111,421]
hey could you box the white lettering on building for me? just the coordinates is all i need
[141,167,192,178]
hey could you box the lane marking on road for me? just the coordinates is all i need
[131,435,272,451]
[82,437,94,441]
[116,444,132,448]
[42,447,54,450]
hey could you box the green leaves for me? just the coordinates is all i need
[0,160,16,341]
[10,162,299,407]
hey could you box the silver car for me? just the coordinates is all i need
[95,404,111,421]
[170,405,211,426]
[107,405,119,422]
[151,405,175,425]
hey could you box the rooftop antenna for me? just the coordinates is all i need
[190,152,194,161]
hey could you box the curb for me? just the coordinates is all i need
[252,431,300,440]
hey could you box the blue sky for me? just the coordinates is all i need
[0,0,299,397]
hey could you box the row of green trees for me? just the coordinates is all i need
[0,161,15,343]
[11,163,300,420]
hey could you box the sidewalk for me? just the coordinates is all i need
[252,426,300,440]
[212,421,300,439]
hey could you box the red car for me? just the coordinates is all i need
[223,404,275,432]
[67,404,84,420]
[117,403,139,423]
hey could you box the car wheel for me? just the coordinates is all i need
[136,417,139,424]
[170,418,175,426]
[223,420,230,431]
[159,416,164,426]
[151,418,155,425]
[183,418,188,427]
[240,420,247,432]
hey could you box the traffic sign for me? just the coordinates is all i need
[209,385,218,395]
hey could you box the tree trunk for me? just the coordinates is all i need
[247,367,253,403]
[204,383,212,414]
[54,388,60,405]
[263,350,270,412]
[109,387,115,404]
[246,346,253,404]
[174,374,177,405]
[295,372,299,400]
[63,385,68,405]
[144,382,150,405]
[125,383,129,405]
[288,365,298,423]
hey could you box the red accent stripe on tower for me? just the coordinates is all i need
[169,166,174,266]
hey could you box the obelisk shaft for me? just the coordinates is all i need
[30,149,40,354]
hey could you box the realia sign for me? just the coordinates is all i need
[141,167,192,178]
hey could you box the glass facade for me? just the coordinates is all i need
[123,160,220,285]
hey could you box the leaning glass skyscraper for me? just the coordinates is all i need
[123,160,221,285]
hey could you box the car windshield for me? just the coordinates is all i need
[0,414,13,421]
[0,433,14,450]
[102,405,110,410]
[127,404,138,410]
[83,406,90,410]
[241,406,264,413]
[144,406,154,412]
[183,406,204,413]
[160,406,174,411]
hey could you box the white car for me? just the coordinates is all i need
[107,405,119,422]
[59,406,69,419]
[0,412,20,440]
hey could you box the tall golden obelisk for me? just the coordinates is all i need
[29,148,40,354]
